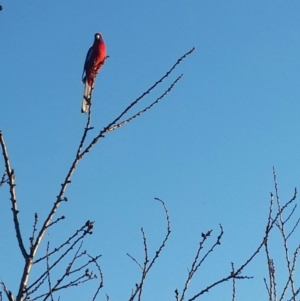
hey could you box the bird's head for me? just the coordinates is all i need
[94,33,102,41]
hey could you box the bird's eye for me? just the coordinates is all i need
[96,34,100,39]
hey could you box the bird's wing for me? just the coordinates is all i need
[82,46,93,81]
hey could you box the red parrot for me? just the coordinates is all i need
[81,33,106,113]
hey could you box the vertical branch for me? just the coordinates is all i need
[263,169,300,301]
[146,198,171,272]
[273,169,297,301]
[264,243,276,301]
[46,242,54,301]
[137,228,148,301]
[15,109,94,301]
[30,213,39,250]
[264,193,275,301]
[0,131,27,259]
[127,198,171,301]
[89,253,104,301]
[231,263,236,301]
[178,226,223,301]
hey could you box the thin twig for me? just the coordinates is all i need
[107,74,183,132]
[79,48,195,160]
[30,213,39,249]
[126,253,143,270]
[27,222,93,294]
[231,263,236,301]
[34,221,92,264]
[286,217,300,240]
[128,198,171,301]
[0,282,14,301]
[46,242,54,301]
[273,168,297,301]
[88,253,104,301]
[179,225,223,301]
[0,171,8,187]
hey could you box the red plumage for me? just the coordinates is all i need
[83,33,106,87]
[81,33,106,113]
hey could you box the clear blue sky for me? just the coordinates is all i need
[1,1,300,300]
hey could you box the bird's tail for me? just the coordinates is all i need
[81,81,93,113]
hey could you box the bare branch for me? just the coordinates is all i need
[231,263,236,301]
[30,213,39,249]
[128,198,171,301]
[34,220,92,264]
[107,74,183,132]
[147,198,171,272]
[272,168,297,301]
[79,48,195,160]
[27,221,94,295]
[286,217,300,240]
[45,242,54,301]
[283,204,297,225]
[264,234,276,301]
[0,131,28,260]
[14,105,95,301]
[184,170,297,301]
[179,225,223,301]
[1,47,194,301]
[45,216,66,230]
[0,282,14,301]
[0,171,8,187]
[27,246,102,301]
[88,253,104,301]
[107,48,194,130]
[32,107,93,260]
[126,253,143,270]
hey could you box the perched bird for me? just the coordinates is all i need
[81,33,106,113]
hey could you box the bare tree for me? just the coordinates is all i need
[1,35,300,301]
[0,48,195,301]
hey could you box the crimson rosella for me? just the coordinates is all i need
[81,33,106,113]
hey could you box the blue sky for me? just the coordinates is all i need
[1,1,300,300]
